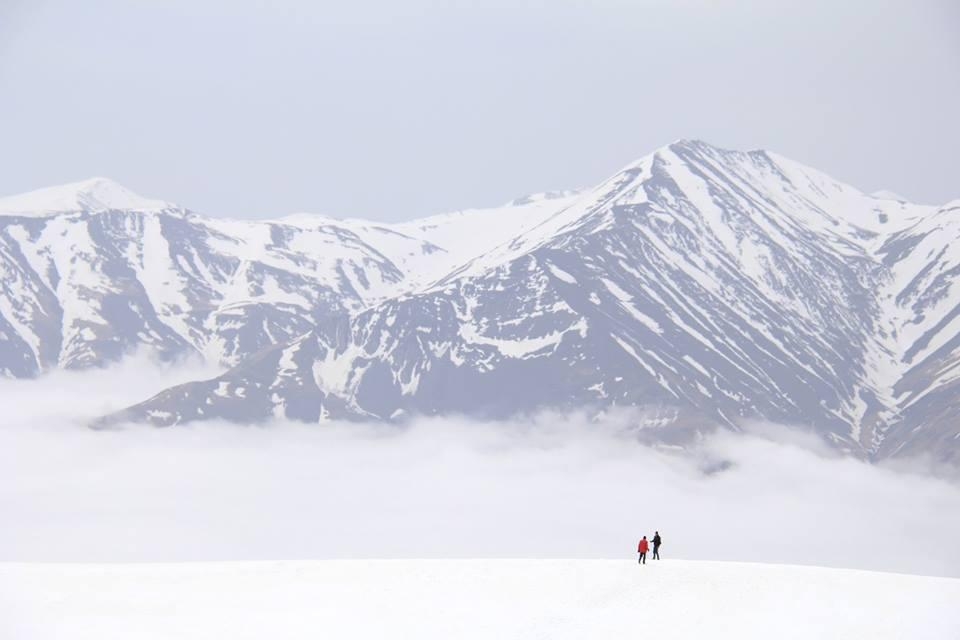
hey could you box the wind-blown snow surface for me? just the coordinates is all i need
[2,560,957,639]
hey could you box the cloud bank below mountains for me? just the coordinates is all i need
[1,357,958,578]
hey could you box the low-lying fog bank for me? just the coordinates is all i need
[2,357,958,577]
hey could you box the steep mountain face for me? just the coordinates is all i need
[0,184,423,375]
[0,179,575,377]
[87,141,959,462]
[872,201,960,459]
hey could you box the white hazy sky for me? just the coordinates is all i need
[0,0,957,221]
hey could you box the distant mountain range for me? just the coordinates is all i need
[2,140,957,462]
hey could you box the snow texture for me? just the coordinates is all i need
[2,560,957,639]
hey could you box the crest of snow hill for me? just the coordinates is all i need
[1,141,958,463]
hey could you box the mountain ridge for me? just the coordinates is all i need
[1,140,958,462]
[0,177,180,216]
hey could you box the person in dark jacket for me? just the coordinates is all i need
[652,531,662,560]
[637,536,649,564]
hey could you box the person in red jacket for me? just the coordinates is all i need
[638,536,650,564]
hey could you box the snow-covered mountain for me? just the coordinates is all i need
[2,141,958,461]
[0,178,573,376]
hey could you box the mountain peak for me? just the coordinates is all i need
[0,177,178,216]
[615,138,732,174]
[664,138,731,154]
[668,137,710,148]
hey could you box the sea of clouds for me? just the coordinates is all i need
[2,355,958,577]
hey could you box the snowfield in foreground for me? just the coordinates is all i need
[2,560,957,639]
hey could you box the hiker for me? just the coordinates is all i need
[638,536,649,564]
[653,531,662,560]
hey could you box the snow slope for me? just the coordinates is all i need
[2,560,957,639]
[0,177,177,216]
[277,191,581,290]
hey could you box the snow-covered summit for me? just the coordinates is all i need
[0,177,178,216]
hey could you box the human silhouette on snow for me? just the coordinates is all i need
[637,536,649,564]
[652,531,662,560]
